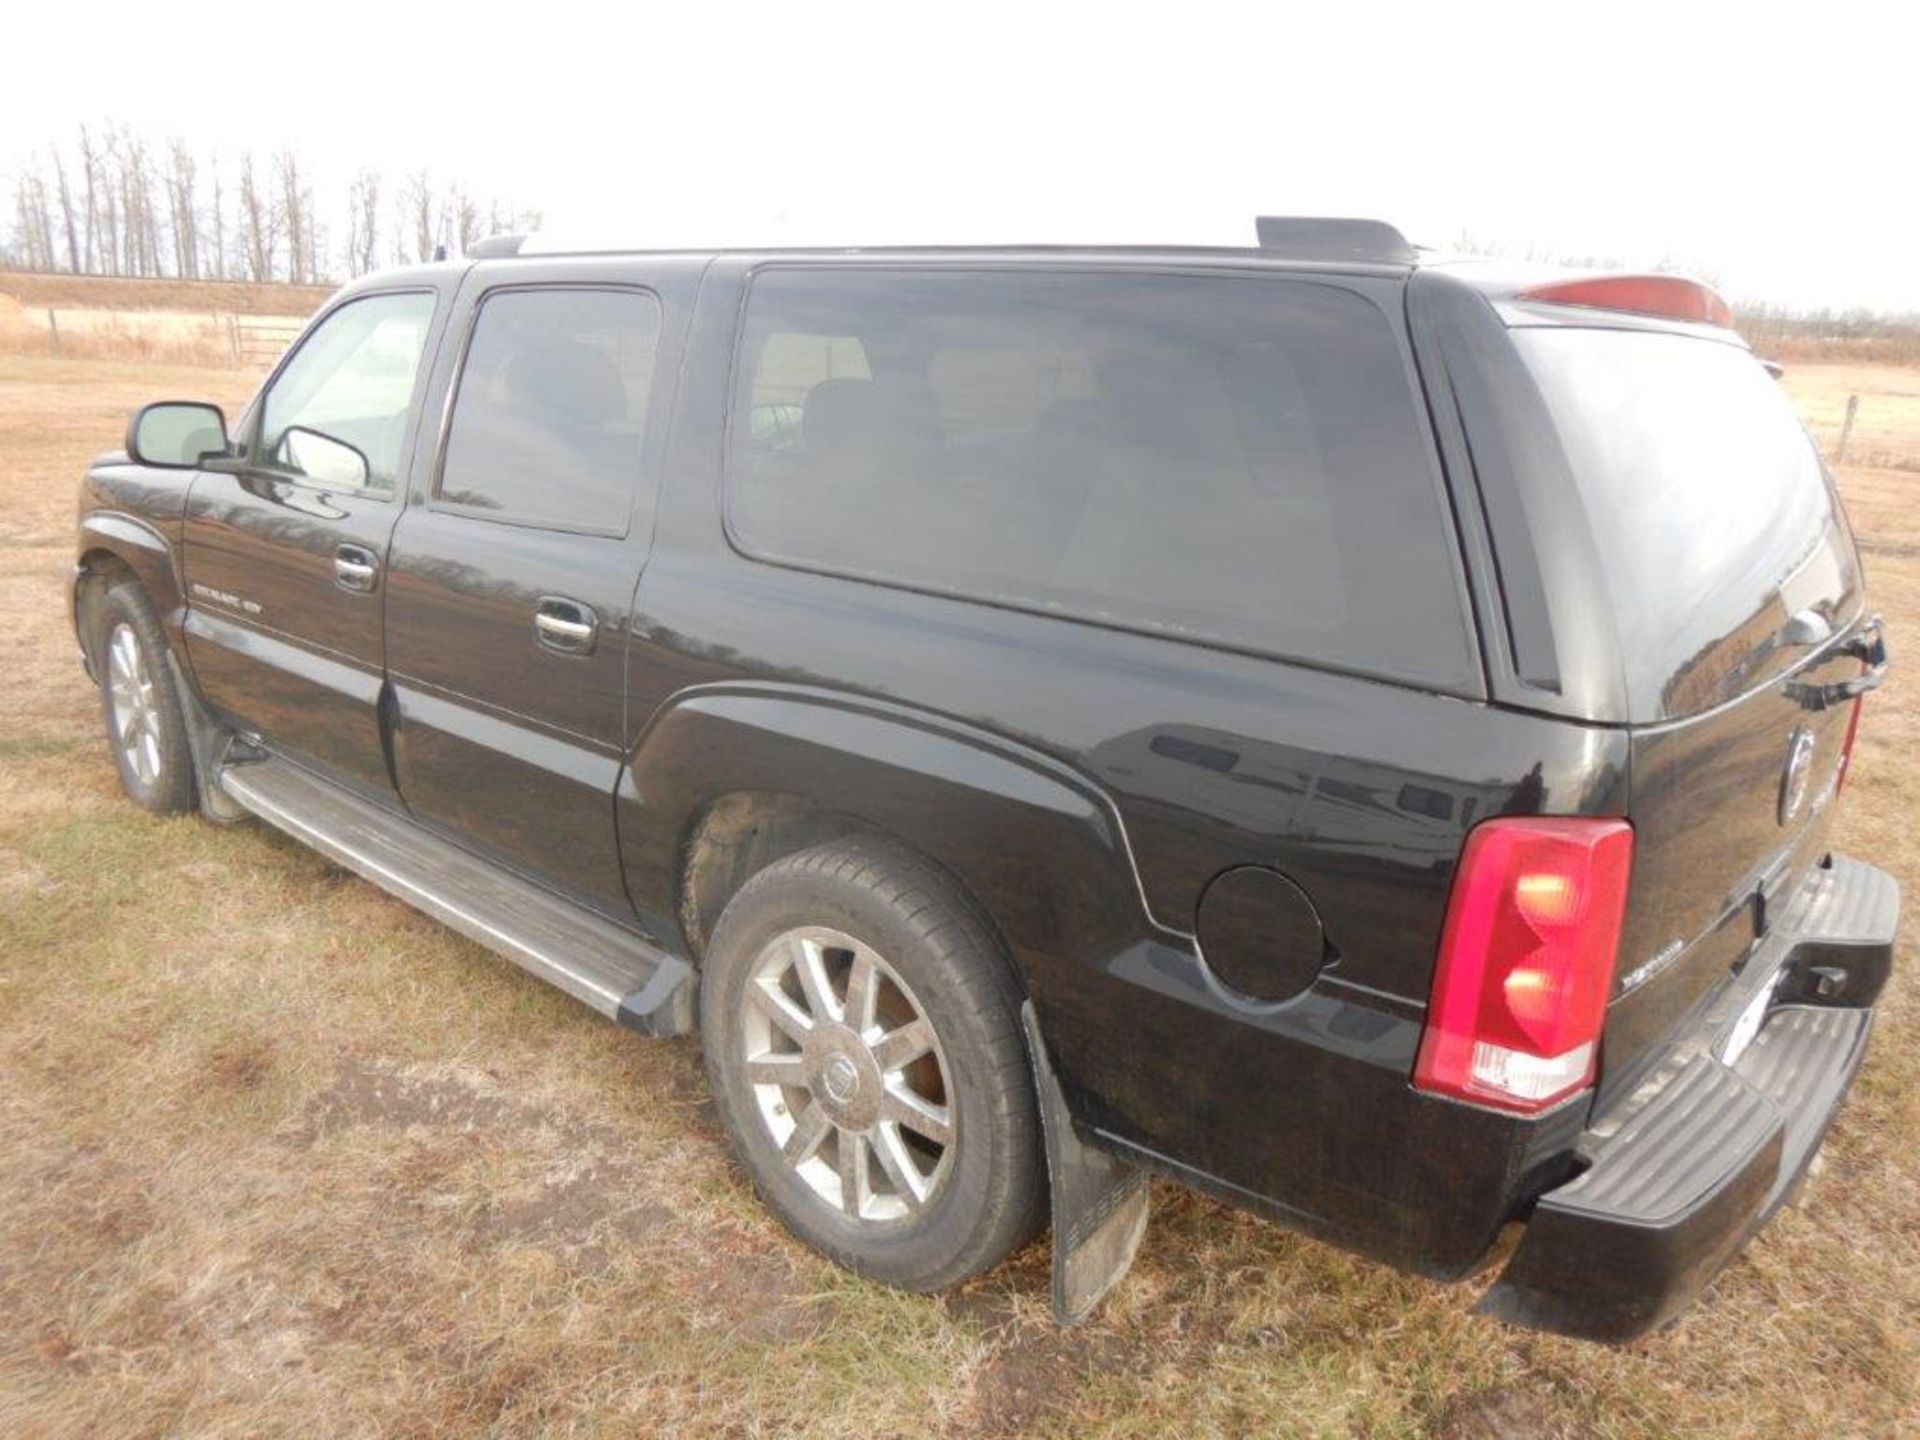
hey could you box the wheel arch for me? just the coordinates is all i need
[75,513,188,665]
[620,684,1164,998]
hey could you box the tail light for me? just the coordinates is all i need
[1414,818,1635,1113]
[1517,275,1735,329]
[1836,695,1865,795]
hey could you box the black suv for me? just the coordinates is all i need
[70,218,1896,1340]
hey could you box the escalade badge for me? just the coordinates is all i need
[1779,725,1817,826]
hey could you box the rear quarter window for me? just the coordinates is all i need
[724,268,1478,692]
[1515,328,1862,719]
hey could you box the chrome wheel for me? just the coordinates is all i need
[106,622,163,788]
[742,925,955,1223]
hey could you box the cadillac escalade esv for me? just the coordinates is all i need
[70,217,1896,1340]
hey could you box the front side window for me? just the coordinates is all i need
[259,292,437,492]
[726,269,1475,689]
[436,287,662,533]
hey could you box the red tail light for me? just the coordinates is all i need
[1518,275,1735,329]
[1837,695,1865,795]
[1414,818,1634,1113]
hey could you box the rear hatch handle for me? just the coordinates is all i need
[1789,615,1889,710]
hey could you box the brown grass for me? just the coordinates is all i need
[0,271,334,316]
[1,355,1918,1437]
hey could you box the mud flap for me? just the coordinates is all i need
[1020,1001,1150,1325]
[162,648,250,823]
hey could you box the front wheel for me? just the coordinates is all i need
[700,839,1045,1291]
[94,582,197,815]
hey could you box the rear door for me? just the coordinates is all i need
[1501,322,1873,1100]
[384,258,691,916]
[183,285,447,799]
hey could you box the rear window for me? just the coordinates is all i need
[1515,329,1862,719]
[726,269,1476,691]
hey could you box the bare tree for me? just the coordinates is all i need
[8,122,543,281]
[115,127,165,276]
[208,157,226,279]
[9,169,55,270]
[346,169,382,275]
[238,151,278,281]
[165,138,200,279]
[50,150,81,271]
[276,150,311,283]
[77,126,101,272]
[402,170,436,263]
[449,183,480,254]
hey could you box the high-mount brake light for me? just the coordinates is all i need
[1414,818,1634,1114]
[1518,275,1736,330]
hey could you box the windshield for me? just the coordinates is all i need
[1514,327,1862,720]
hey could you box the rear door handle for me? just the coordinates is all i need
[534,596,598,655]
[335,544,379,593]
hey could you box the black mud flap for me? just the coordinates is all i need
[162,648,251,824]
[1021,1001,1150,1325]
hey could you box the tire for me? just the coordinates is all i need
[93,581,198,815]
[700,838,1045,1291]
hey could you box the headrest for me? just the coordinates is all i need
[500,339,628,428]
[802,378,894,456]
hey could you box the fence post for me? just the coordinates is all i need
[1835,394,1860,464]
[47,308,60,358]
[228,314,241,365]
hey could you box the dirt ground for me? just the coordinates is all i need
[1,351,1917,1438]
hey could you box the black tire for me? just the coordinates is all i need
[93,581,198,816]
[700,838,1045,1291]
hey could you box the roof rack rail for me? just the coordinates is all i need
[466,233,529,259]
[1253,217,1416,265]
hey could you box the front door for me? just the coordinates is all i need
[384,263,685,916]
[182,288,444,799]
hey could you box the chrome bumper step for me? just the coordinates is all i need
[218,754,694,1036]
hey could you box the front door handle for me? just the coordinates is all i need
[334,544,379,593]
[534,596,598,655]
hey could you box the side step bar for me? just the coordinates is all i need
[219,754,694,1036]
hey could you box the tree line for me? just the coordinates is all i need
[4,123,540,284]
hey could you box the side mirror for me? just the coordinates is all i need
[127,401,229,469]
[274,426,371,490]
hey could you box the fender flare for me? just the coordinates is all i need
[76,511,189,646]
[619,681,1182,981]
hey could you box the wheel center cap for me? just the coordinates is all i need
[805,1025,882,1128]
[823,1055,861,1104]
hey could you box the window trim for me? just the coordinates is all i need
[427,281,665,539]
[248,287,441,504]
[717,261,1484,696]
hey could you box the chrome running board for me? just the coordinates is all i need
[218,754,694,1035]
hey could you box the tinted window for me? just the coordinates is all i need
[1515,329,1862,719]
[726,270,1474,689]
[260,292,436,492]
[438,288,662,532]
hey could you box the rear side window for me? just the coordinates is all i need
[1515,329,1862,719]
[725,269,1475,690]
[437,287,662,532]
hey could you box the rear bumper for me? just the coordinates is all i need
[1482,855,1896,1341]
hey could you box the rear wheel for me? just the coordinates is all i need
[700,839,1045,1291]
[94,582,197,815]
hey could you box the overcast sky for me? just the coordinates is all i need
[6,1,1916,312]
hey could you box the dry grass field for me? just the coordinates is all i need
[1,343,1918,1438]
